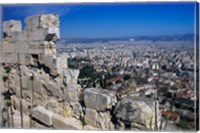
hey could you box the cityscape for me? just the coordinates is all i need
[0,2,199,131]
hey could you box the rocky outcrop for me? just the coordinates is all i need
[84,88,117,111]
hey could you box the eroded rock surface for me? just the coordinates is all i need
[52,114,82,129]
[114,97,160,130]
[84,88,117,111]
[84,108,114,130]
[32,105,54,126]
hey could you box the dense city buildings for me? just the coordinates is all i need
[58,39,197,130]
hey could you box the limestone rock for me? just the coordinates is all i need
[44,98,62,114]
[114,97,160,129]
[33,122,49,129]
[26,77,43,94]
[64,84,82,102]
[25,14,60,42]
[83,125,99,130]
[84,88,117,111]
[41,55,61,76]
[24,15,40,30]
[3,20,22,34]
[63,69,80,85]
[40,14,59,28]
[32,105,54,126]
[52,114,82,129]
[43,81,62,99]
[70,102,84,120]
[12,96,31,115]
[84,108,114,130]
[12,109,31,128]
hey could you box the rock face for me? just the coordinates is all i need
[84,108,114,130]
[84,88,117,111]
[32,105,54,126]
[114,97,160,130]
[52,114,82,129]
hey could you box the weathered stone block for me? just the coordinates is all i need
[114,97,160,129]
[3,20,22,33]
[52,114,82,129]
[84,88,117,111]
[25,15,40,30]
[40,14,59,28]
[32,105,54,126]
[25,14,60,41]
[84,108,114,130]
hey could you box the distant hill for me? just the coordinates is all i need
[58,33,195,44]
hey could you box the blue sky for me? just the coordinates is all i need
[2,3,196,38]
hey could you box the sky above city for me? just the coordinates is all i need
[2,2,196,38]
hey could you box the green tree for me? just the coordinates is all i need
[123,74,131,80]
